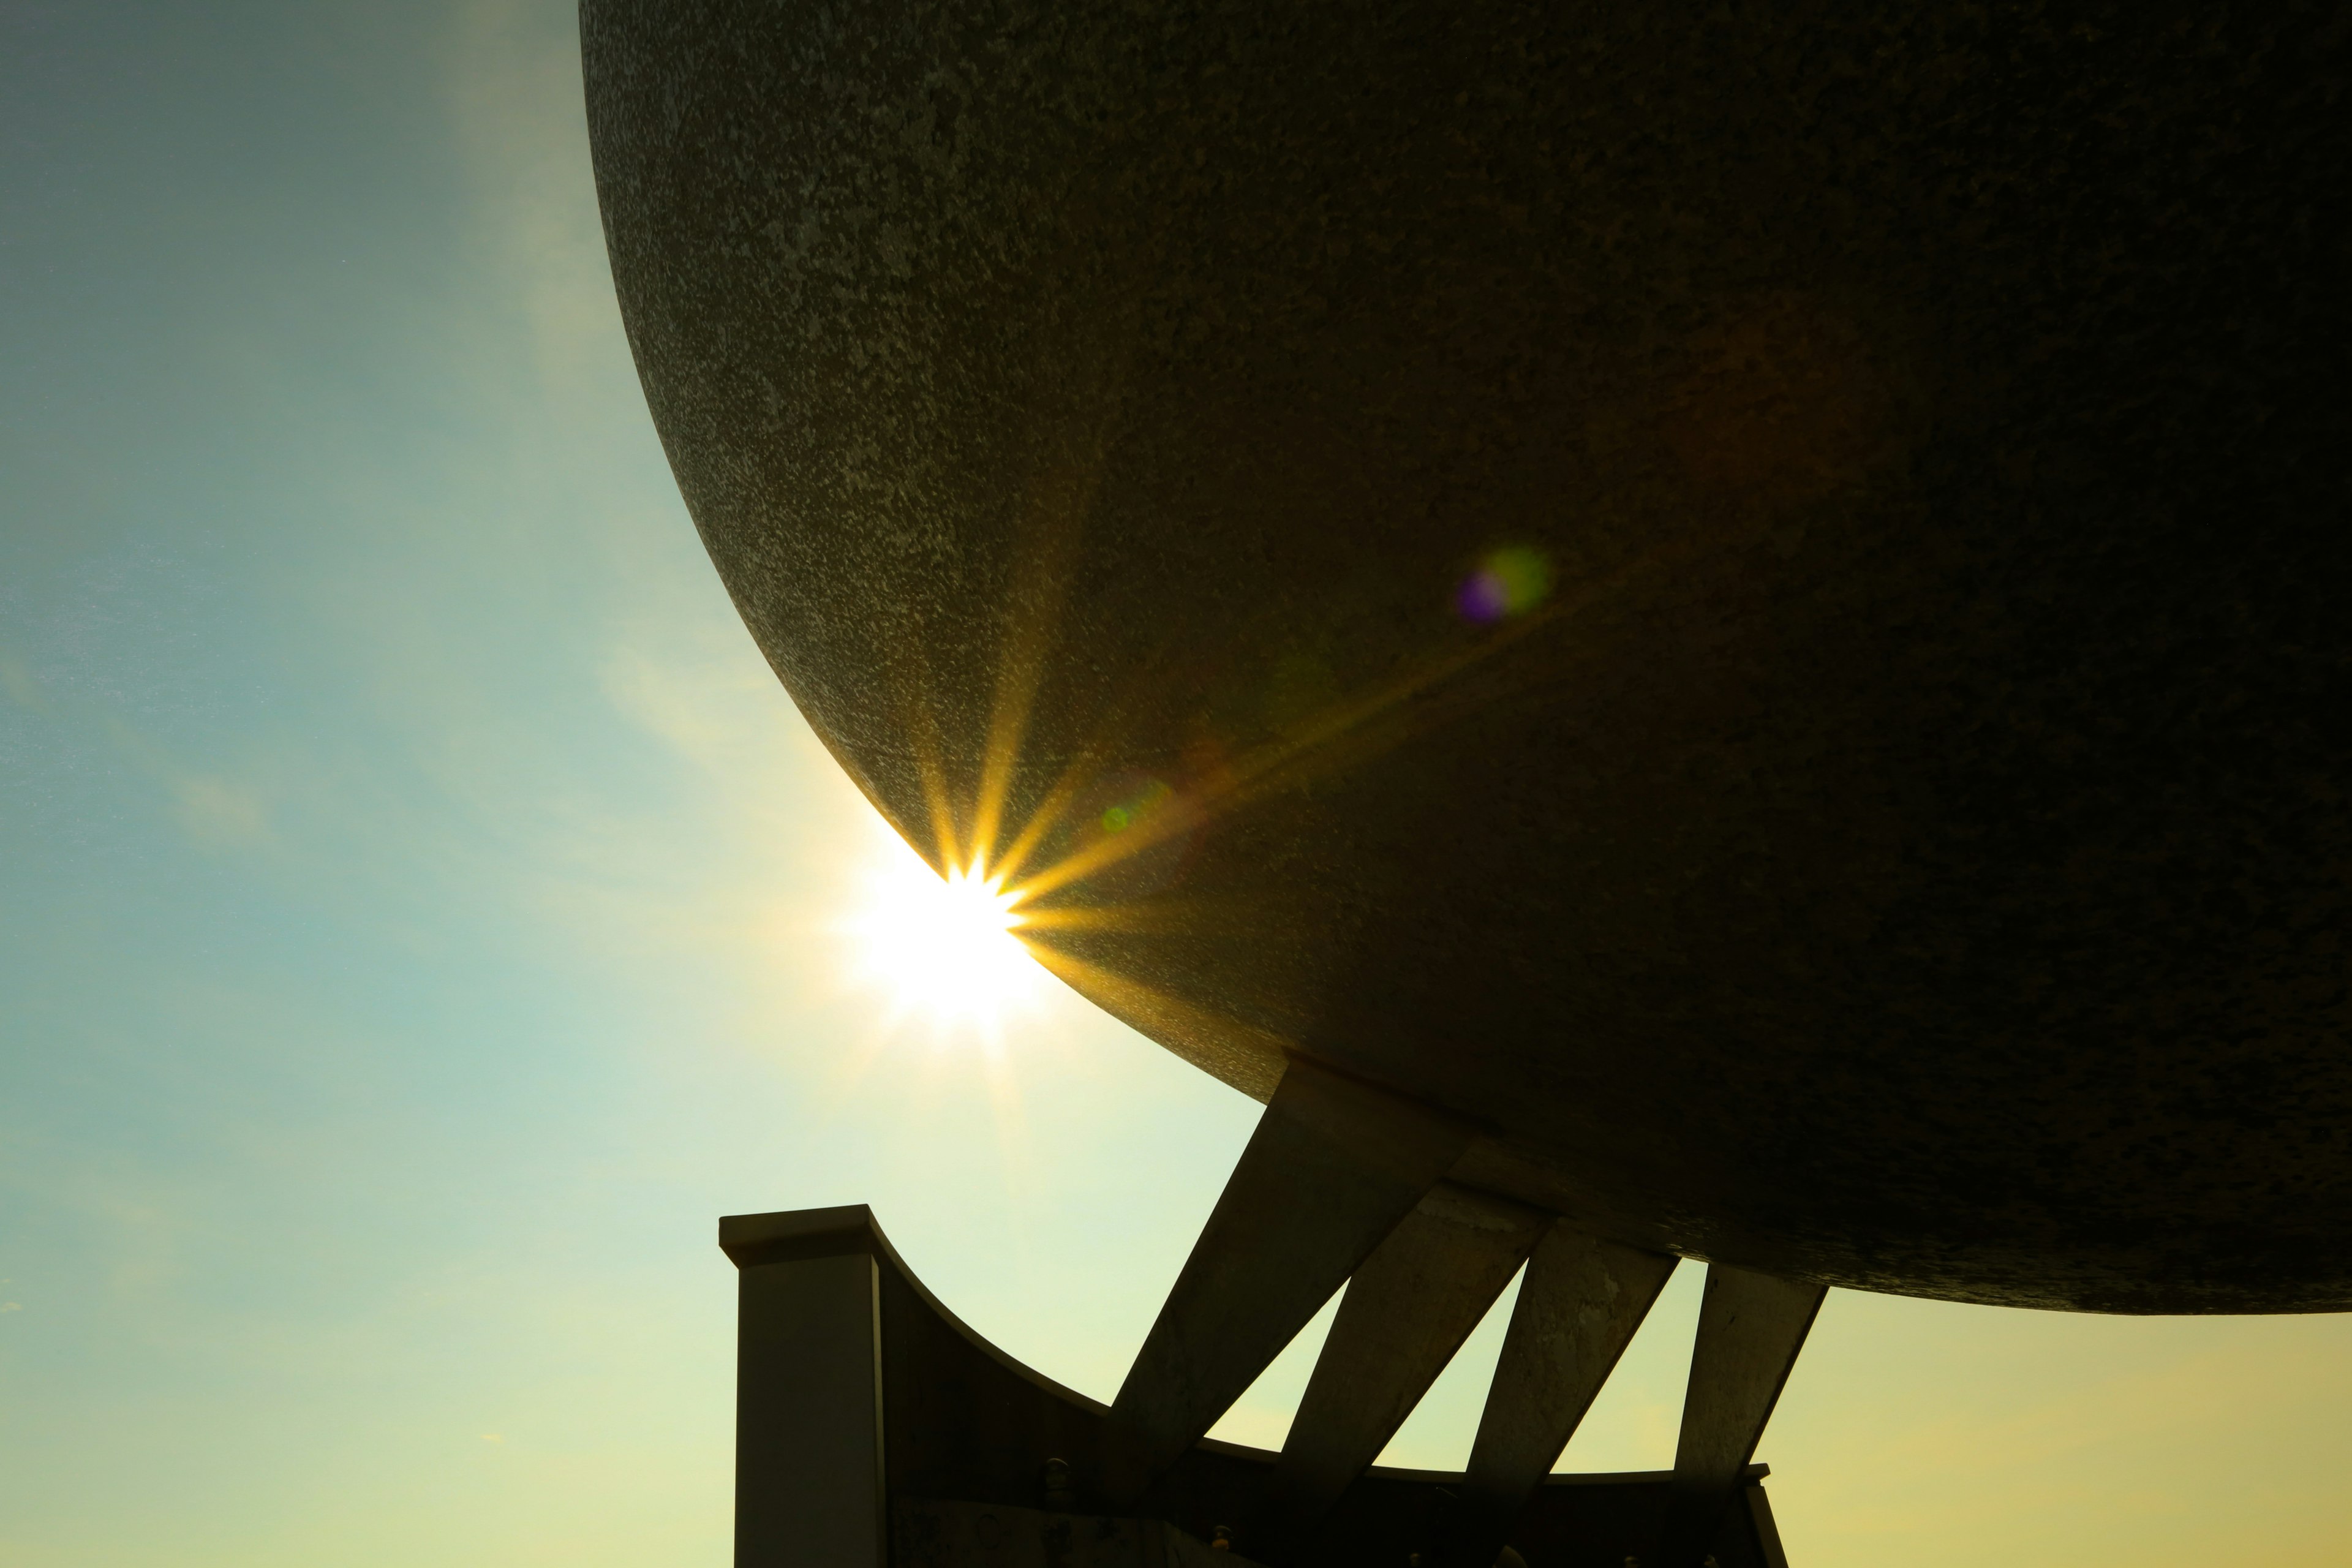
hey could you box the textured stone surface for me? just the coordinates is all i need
[891,1499,1255,1567]
[586,1,2352,1312]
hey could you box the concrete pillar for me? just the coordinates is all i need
[1659,1264,1825,1568]
[1105,1058,1474,1504]
[1449,1225,1678,1566]
[722,1208,888,1568]
[1262,1183,1548,1547]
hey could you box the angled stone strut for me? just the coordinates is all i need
[1659,1265,1828,1568]
[1447,1226,1679,1568]
[1104,1059,1476,1505]
[1257,1183,1550,1548]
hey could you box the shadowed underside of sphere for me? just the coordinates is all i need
[583,0,2352,1313]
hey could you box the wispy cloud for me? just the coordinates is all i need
[172,773,271,848]
[0,654,40,710]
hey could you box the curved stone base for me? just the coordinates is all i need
[720,1205,1789,1568]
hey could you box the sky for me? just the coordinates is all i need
[1,3,2348,1565]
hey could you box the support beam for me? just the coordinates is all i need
[1104,1058,1476,1504]
[720,1208,889,1568]
[1658,1265,1826,1568]
[1259,1183,1549,1549]
[1446,1226,1678,1567]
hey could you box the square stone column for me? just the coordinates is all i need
[722,1208,888,1568]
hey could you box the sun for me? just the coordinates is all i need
[839,833,1042,1041]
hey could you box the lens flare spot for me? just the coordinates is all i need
[1083,777,1174,850]
[1456,545,1553,624]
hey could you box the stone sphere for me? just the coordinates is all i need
[584,1,2352,1312]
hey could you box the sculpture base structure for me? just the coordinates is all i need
[894,1499,1255,1567]
[722,1207,1792,1568]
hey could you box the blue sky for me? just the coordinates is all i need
[2,4,2348,1564]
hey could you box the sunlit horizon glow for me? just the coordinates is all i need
[839,832,1043,1046]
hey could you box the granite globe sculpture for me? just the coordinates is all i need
[584,2,2350,1561]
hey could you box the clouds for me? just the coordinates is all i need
[171,773,271,848]
[1,655,40,710]
[441,0,620,404]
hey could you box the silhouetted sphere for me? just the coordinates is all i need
[584,1,2352,1312]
